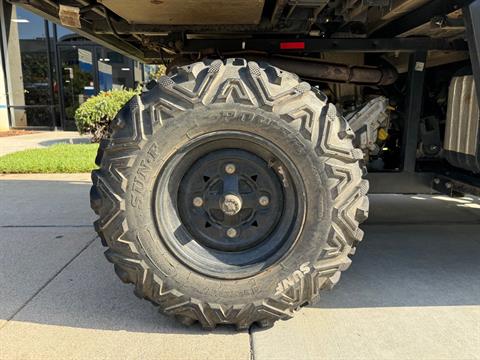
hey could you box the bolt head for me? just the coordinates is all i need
[259,195,270,206]
[225,163,236,174]
[226,228,238,238]
[220,194,242,216]
[192,197,204,207]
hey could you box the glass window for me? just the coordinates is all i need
[4,9,146,130]
[58,45,96,130]
[9,107,55,127]
[6,5,53,127]
[96,47,134,90]
[56,24,77,42]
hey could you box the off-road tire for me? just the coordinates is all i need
[90,59,369,330]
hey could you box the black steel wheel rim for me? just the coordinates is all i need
[153,131,306,279]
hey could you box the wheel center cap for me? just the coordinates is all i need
[220,194,243,216]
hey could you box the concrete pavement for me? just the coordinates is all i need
[0,131,91,157]
[0,174,479,359]
[0,174,250,360]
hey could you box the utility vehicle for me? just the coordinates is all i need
[15,0,480,329]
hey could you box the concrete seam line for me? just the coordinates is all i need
[0,235,99,331]
[248,327,255,360]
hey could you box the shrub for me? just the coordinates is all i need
[75,88,140,142]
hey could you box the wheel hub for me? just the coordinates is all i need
[178,149,284,252]
[220,194,243,216]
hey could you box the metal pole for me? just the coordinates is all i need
[52,24,67,131]
[464,0,480,102]
[44,20,56,130]
[92,45,99,94]
[401,51,427,173]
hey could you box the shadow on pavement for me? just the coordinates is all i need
[316,194,480,309]
[317,223,480,309]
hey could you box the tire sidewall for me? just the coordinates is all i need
[122,104,333,304]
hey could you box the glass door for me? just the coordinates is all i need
[58,45,96,130]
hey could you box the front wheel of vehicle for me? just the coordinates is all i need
[90,59,369,329]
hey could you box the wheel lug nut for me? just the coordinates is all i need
[192,197,204,207]
[259,195,270,206]
[226,228,238,238]
[225,163,236,174]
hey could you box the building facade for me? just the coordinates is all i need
[0,1,147,131]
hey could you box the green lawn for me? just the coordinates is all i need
[0,143,99,173]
